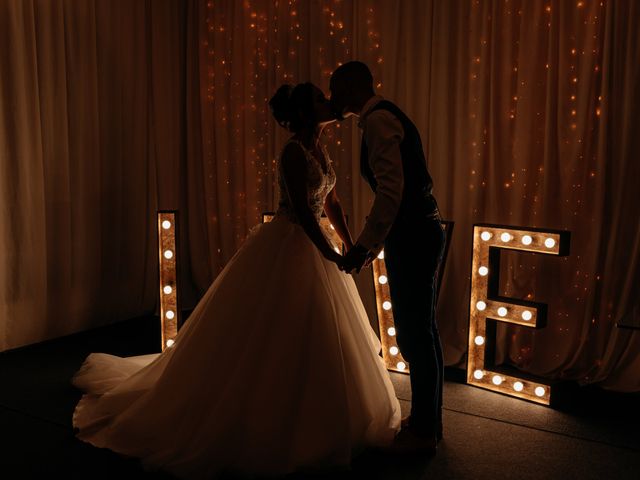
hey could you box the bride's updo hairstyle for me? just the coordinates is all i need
[269,83,316,133]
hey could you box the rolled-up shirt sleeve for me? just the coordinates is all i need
[356,110,404,253]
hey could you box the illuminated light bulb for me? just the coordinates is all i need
[473,369,484,380]
[492,375,503,385]
[387,327,396,336]
[166,339,175,348]
[480,231,492,241]
[522,310,533,321]
[535,387,546,397]
[165,310,175,320]
[162,220,171,229]
[329,224,335,230]
[377,250,384,260]
[478,266,489,276]
[389,346,399,355]
[498,307,508,317]
[544,238,556,248]
[334,247,340,253]
[513,381,524,392]
[378,275,388,284]
[474,335,485,346]
[522,235,533,245]
[500,232,512,242]
[396,361,406,371]
[164,250,174,259]
[163,285,173,295]
[382,301,392,310]
[476,301,487,311]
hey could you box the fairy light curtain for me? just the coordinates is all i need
[192,0,639,391]
[1,0,638,392]
[415,0,640,391]
[186,0,385,292]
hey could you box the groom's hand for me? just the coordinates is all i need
[340,243,369,274]
[362,252,377,268]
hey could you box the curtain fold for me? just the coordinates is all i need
[0,0,185,350]
[1,0,638,392]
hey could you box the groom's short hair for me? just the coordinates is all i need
[332,61,374,91]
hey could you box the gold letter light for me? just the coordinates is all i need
[158,211,180,352]
[372,251,406,372]
[468,223,570,405]
[375,221,454,374]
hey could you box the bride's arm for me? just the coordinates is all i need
[281,143,342,263]
[323,187,354,251]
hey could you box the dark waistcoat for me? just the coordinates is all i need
[360,100,438,230]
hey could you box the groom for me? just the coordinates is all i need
[329,61,445,453]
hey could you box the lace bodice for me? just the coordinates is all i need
[276,139,336,222]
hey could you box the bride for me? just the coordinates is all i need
[71,82,401,479]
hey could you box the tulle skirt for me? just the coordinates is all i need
[72,214,401,479]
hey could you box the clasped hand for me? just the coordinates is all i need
[335,244,371,274]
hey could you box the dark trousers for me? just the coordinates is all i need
[384,216,445,434]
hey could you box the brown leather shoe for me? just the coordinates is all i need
[386,426,437,456]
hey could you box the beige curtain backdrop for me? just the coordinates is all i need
[1,0,638,391]
[0,0,186,350]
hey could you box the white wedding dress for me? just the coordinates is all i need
[72,139,401,479]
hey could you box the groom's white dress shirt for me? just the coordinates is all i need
[356,95,405,255]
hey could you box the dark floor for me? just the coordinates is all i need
[1,315,639,479]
